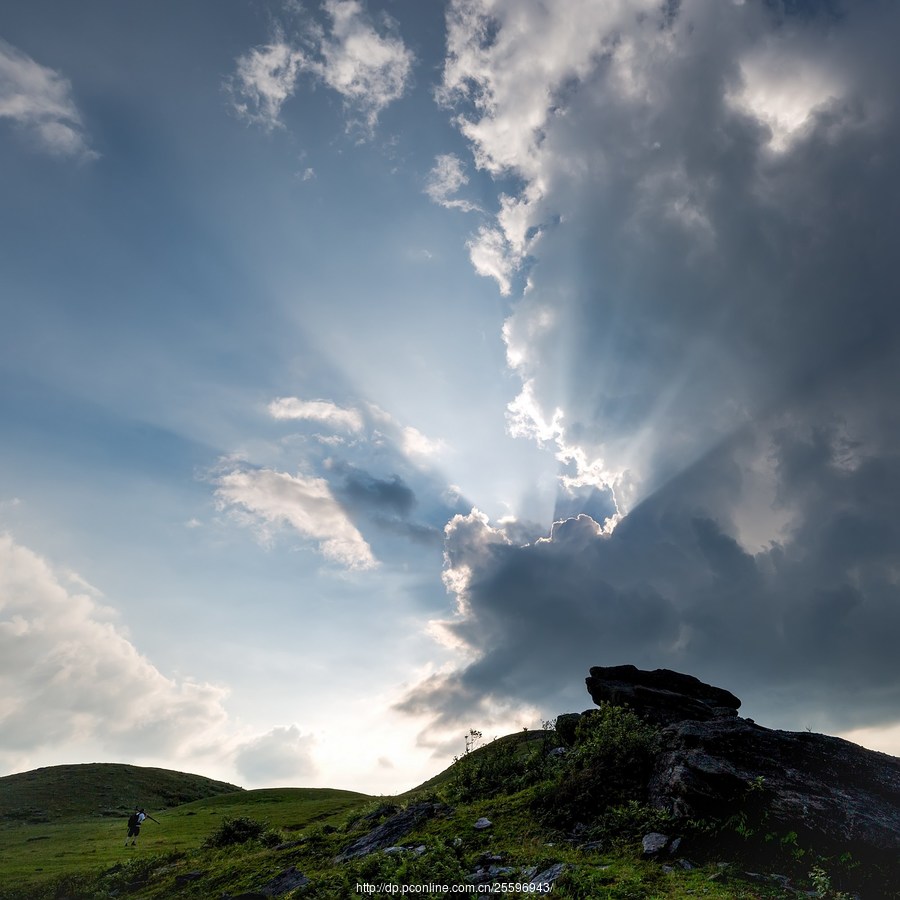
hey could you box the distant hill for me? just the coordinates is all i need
[0,763,242,824]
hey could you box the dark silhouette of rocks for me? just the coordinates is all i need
[587,663,900,879]
[585,664,740,725]
[649,716,900,857]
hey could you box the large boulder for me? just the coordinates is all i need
[585,664,740,725]
[649,716,900,861]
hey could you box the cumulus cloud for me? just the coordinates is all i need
[216,464,377,569]
[0,534,228,772]
[233,725,317,784]
[228,0,413,134]
[268,396,364,432]
[407,0,900,748]
[436,0,900,503]
[0,38,97,160]
[401,419,900,744]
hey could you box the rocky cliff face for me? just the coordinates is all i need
[650,717,900,855]
[586,664,900,875]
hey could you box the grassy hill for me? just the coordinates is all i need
[0,776,371,896]
[0,716,887,898]
[400,730,548,797]
[0,763,242,824]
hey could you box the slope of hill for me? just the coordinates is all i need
[0,763,242,824]
[3,666,899,897]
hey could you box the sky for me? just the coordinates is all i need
[2,0,900,794]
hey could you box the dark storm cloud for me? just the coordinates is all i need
[401,421,900,736]
[405,0,900,743]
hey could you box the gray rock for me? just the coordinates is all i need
[548,746,568,758]
[641,832,670,856]
[259,866,310,896]
[465,865,514,884]
[528,863,566,888]
[334,803,446,862]
[648,716,900,858]
[473,817,492,830]
[586,664,740,726]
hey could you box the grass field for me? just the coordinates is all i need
[0,765,371,896]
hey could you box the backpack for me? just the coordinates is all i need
[128,813,140,828]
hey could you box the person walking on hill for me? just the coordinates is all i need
[124,808,159,846]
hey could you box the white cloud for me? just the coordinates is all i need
[0,38,97,160]
[268,396,364,432]
[466,225,516,295]
[228,0,413,135]
[365,403,447,465]
[425,153,481,212]
[728,40,843,153]
[228,33,306,131]
[0,534,228,772]
[401,425,446,460]
[216,465,377,570]
[315,0,414,134]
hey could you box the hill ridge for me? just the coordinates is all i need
[0,762,243,824]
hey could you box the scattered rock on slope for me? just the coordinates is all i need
[334,803,447,862]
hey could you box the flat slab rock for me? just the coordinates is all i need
[586,664,740,725]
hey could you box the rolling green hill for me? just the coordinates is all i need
[0,772,372,896]
[0,763,242,824]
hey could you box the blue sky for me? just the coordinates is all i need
[3,0,900,791]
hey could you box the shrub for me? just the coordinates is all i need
[537,703,661,827]
[203,815,281,849]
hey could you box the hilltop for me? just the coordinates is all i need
[0,763,242,824]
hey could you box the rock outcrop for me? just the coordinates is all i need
[649,716,900,858]
[587,663,900,876]
[585,664,740,725]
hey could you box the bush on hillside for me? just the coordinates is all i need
[537,703,661,827]
[203,815,282,849]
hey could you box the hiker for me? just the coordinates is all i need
[124,807,159,846]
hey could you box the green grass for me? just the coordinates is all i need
[400,730,550,798]
[0,736,886,899]
[0,763,241,824]
[0,778,371,896]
